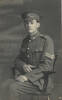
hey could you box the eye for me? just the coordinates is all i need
[29,20,33,24]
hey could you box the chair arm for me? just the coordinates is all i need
[42,71,56,75]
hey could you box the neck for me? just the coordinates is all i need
[29,31,40,40]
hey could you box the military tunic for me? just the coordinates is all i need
[11,33,55,97]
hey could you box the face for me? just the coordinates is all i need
[25,19,40,36]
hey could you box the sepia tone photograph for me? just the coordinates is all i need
[0,0,61,100]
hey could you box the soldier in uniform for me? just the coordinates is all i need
[9,12,55,100]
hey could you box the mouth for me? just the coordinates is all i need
[28,28,33,31]
[28,29,33,31]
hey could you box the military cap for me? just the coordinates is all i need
[22,12,40,22]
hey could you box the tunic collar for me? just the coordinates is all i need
[29,31,40,40]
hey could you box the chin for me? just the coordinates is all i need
[28,30,33,33]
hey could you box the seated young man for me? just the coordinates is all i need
[9,12,55,100]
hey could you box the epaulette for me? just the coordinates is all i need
[40,34,47,40]
[40,34,52,41]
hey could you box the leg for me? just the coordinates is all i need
[9,80,41,100]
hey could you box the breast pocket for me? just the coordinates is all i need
[31,49,43,66]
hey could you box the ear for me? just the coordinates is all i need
[37,22,40,28]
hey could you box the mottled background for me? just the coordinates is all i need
[0,0,62,100]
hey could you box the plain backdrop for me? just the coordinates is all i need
[0,0,61,99]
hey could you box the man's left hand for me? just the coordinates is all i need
[16,75,28,82]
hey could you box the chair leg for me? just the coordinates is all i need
[48,96,50,100]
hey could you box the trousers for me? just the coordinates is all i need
[8,79,43,100]
[1,79,49,100]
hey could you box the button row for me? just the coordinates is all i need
[26,39,31,58]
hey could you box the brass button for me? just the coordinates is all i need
[27,47,29,50]
[29,40,31,42]
[32,37,35,40]
[27,55,30,58]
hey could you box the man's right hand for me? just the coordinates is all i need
[23,64,33,72]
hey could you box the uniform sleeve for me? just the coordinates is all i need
[39,36,55,72]
[13,40,27,78]
[12,67,21,79]
[15,50,26,71]
[26,36,55,82]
